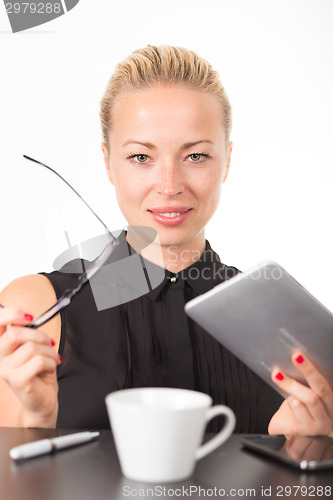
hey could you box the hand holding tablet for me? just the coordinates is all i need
[185,261,333,435]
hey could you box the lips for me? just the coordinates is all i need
[147,207,192,226]
[149,206,191,214]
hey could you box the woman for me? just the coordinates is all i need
[0,46,332,435]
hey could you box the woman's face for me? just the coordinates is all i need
[102,84,232,252]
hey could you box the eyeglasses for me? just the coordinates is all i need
[22,155,118,329]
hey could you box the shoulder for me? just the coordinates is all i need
[0,274,60,343]
[0,274,56,308]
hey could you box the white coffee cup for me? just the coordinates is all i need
[105,387,236,483]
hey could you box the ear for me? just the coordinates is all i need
[222,141,233,183]
[101,143,114,185]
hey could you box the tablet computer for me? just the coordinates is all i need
[185,261,333,397]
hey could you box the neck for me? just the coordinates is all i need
[126,228,206,273]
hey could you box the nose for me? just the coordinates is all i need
[154,160,185,197]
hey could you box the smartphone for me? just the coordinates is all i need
[241,435,333,470]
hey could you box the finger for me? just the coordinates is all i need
[0,308,34,334]
[0,343,60,384]
[287,396,318,435]
[8,355,58,394]
[4,342,60,372]
[0,326,55,357]
[292,352,333,420]
[272,371,332,434]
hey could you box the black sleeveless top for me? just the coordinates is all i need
[41,233,283,432]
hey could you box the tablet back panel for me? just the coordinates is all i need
[185,261,333,397]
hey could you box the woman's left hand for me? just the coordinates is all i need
[268,352,333,436]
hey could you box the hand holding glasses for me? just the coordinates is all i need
[12,155,119,329]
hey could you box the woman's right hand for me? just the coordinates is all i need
[0,307,61,428]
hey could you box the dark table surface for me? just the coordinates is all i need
[0,428,331,500]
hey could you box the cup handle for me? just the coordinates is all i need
[195,405,236,461]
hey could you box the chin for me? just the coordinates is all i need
[155,230,200,249]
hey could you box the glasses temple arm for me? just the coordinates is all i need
[23,155,114,239]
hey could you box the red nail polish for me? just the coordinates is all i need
[295,355,304,364]
[24,313,34,321]
[275,372,284,381]
[51,339,55,346]
[58,355,62,362]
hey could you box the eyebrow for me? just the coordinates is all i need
[122,140,213,150]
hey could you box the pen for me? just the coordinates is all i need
[9,431,100,461]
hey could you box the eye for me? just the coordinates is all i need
[187,153,210,162]
[136,154,149,163]
[126,154,149,163]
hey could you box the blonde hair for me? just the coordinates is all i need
[100,45,232,150]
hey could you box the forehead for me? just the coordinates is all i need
[110,84,224,143]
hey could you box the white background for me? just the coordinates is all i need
[0,0,332,309]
